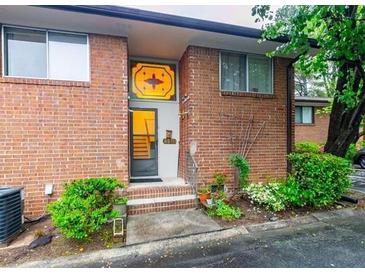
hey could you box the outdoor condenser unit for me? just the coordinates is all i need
[0,187,24,246]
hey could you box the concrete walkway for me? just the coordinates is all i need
[126,209,222,245]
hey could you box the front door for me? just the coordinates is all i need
[130,109,158,177]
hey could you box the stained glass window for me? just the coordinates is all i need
[130,61,176,101]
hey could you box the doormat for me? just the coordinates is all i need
[130,178,163,183]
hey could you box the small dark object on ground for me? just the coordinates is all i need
[28,235,53,249]
[269,216,279,222]
[341,195,358,204]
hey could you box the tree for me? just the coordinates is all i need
[253,5,365,157]
[276,5,335,98]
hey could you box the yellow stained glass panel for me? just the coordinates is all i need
[131,62,175,100]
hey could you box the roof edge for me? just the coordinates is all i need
[35,5,318,48]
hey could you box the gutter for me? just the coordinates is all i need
[286,56,300,173]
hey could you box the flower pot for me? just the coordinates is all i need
[198,192,211,204]
[113,204,127,216]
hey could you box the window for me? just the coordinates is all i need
[3,26,89,81]
[295,106,314,124]
[220,51,273,94]
[130,61,176,101]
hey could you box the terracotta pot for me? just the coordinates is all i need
[198,192,211,204]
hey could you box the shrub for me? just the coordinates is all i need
[244,180,288,212]
[207,200,242,221]
[294,142,321,154]
[114,196,128,205]
[288,152,352,207]
[48,177,123,240]
[345,143,357,162]
[229,154,250,188]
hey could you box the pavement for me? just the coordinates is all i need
[126,209,221,245]
[18,208,365,268]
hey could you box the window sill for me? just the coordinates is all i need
[220,91,275,99]
[0,76,91,87]
[295,123,315,126]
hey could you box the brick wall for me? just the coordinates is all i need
[295,107,329,144]
[178,46,293,191]
[0,34,129,217]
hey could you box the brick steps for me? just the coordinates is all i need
[126,184,197,215]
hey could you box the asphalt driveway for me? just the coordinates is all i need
[22,211,365,268]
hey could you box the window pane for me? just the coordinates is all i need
[295,107,302,123]
[48,32,89,81]
[220,52,246,91]
[302,106,313,123]
[4,27,47,78]
[248,55,272,93]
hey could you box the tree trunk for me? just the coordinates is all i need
[324,64,365,157]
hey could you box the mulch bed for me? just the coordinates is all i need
[0,219,125,267]
[208,190,365,228]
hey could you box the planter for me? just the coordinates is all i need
[113,204,127,216]
[198,192,211,204]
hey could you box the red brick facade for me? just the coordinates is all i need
[295,107,329,144]
[178,46,293,191]
[0,34,294,216]
[0,34,129,216]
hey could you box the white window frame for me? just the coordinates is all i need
[2,24,90,82]
[219,50,274,94]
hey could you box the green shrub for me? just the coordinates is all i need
[288,152,352,207]
[244,180,288,212]
[294,142,321,154]
[208,200,242,221]
[228,154,250,188]
[48,177,123,240]
[345,143,357,162]
[114,196,128,205]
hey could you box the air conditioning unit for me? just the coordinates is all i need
[0,187,24,246]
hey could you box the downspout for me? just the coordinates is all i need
[286,55,300,173]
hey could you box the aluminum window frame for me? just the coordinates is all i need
[2,24,90,82]
[295,106,314,125]
[219,50,274,94]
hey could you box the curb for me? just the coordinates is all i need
[18,225,249,268]
[16,207,365,268]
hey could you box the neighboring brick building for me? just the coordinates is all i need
[295,96,331,144]
[0,5,299,216]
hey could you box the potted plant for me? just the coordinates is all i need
[197,186,211,204]
[113,196,128,216]
[210,172,226,193]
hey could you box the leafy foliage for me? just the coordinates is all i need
[294,142,321,154]
[212,172,227,186]
[48,177,123,240]
[252,5,365,156]
[207,200,242,221]
[229,154,250,188]
[345,143,357,162]
[289,152,353,207]
[244,180,289,212]
[245,152,352,211]
[114,196,128,205]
